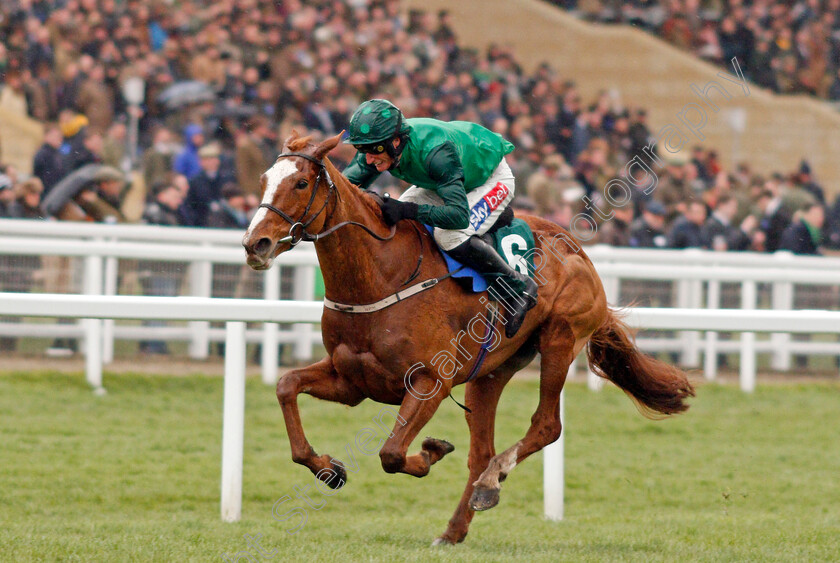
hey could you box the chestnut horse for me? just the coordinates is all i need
[242,132,694,545]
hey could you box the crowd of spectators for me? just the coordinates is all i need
[0,0,836,259]
[570,0,840,100]
[587,156,834,256]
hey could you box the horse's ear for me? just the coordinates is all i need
[314,131,344,160]
[282,129,300,150]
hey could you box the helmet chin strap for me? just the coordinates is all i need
[385,133,407,170]
[384,110,405,170]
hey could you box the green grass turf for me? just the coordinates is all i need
[1,371,838,562]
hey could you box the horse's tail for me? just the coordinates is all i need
[586,309,695,418]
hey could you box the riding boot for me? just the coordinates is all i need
[448,236,538,338]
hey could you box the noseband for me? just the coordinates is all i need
[258,152,397,246]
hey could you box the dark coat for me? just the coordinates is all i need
[597,218,632,247]
[16,202,44,219]
[629,218,667,248]
[760,205,791,252]
[667,217,707,249]
[181,169,234,227]
[778,221,820,255]
[63,137,100,172]
[0,199,23,218]
[701,215,751,251]
[800,181,825,205]
[32,143,67,195]
[206,200,249,229]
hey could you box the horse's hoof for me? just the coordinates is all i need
[469,486,500,511]
[422,437,455,459]
[431,537,456,547]
[320,459,347,490]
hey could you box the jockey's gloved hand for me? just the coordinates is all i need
[379,197,419,226]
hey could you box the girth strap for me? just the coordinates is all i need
[464,303,499,383]
[323,266,465,313]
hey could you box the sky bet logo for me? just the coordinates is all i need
[469,182,510,230]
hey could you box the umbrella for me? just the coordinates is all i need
[211,103,257,120]
[156,81,216,110]
[41,164,123,217]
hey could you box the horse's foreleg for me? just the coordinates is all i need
[276,357,365,487]
[378,375,452,477]
[470,321,576,512]
[434,370,514,546]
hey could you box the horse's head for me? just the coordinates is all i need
[242,131,342,270]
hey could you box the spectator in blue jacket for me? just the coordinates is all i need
[173,123,205,180]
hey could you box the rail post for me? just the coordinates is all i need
[292,264,315,363]
[102,254,118,364]
[189,257,212,359]
[543,389,564,521]
[221,321,246,522]
[770,253,794,371]
[740,280,757,392]
[83,253,104,392]
[261,265,281,384]
[704,280,721,380]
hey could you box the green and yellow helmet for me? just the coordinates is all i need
[347,99,407,150]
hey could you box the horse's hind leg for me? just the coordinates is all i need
[276,357,365,488]
[434,369,515,546]
[469,319,576,512]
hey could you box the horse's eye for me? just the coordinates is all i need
[296,179,309,190]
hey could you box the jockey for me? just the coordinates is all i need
[343,98,538,338]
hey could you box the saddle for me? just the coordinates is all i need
[433,207,536,293]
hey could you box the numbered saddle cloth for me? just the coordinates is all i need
[431,218,536,292]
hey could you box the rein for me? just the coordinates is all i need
[259,152,396,246]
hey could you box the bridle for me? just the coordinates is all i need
[258,152,396,246]
[257,150,442,298]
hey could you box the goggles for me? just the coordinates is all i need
[353,142,388,155]
[352,109,403,156]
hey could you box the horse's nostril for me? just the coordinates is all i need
[254,237,273,255]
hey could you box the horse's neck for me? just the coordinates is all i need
[314,161,413,304]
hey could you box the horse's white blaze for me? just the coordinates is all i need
[247,206,269,234]
[245,159,299,239]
